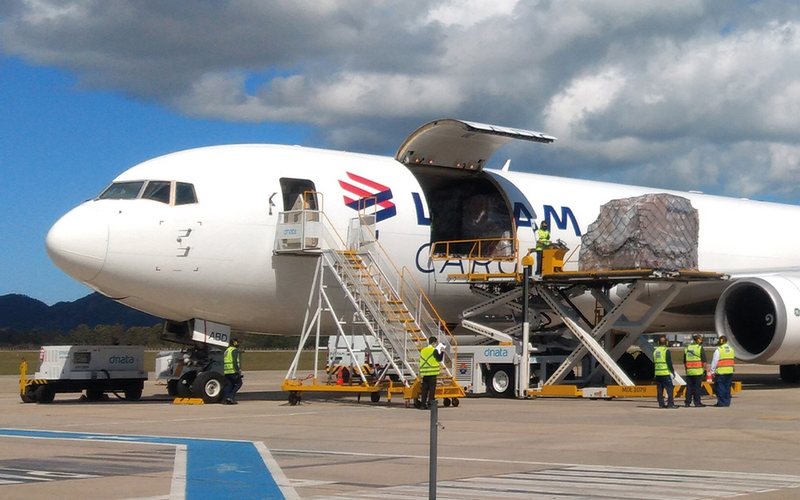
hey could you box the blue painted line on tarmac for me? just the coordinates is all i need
[0,429,285,499]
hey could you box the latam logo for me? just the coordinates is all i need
[339,172,397,222]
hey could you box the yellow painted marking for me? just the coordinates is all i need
[173,398,205,405]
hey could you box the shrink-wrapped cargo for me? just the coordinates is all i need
[579,193,699,271]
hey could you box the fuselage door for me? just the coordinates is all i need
[276,178,320,252]
[395,119,555,170]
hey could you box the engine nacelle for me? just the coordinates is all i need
[715,275,800,364]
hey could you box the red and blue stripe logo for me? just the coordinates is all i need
[339,172,397,222]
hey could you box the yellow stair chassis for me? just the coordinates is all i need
[282,376,465,407]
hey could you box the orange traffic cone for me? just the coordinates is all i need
[336,368,344,385]
[706,371,713,383]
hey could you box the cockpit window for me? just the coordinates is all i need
[175,182,198,205]
[142,181,171,204]
[98,181,145,200]
[97,180,197,206]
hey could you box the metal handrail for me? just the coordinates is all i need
[430,237,519,262]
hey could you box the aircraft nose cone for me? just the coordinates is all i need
[46,203,108,283]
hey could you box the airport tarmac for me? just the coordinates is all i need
[2,365,800,499]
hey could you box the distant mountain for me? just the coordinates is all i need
[0,293,161,332]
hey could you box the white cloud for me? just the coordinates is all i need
[543,68,626,138]
[3,0,800,201]
[425,0,518,27]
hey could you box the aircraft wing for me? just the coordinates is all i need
[648,266,800,317]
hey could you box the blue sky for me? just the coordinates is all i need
[1,57,316,304]
[2,1,800,305]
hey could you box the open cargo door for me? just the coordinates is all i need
[395,119,556,271]
[395,119,555,170]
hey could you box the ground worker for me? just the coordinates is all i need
[221,338,243,405]
[710,335,735,407]
[418,336,444,409]
[535,220,551,275]
[683,334,707,407]
[653,336,679,409]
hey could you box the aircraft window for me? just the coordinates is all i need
[142,181,171,204]
[175,182,198,205]
[98,181,145,200]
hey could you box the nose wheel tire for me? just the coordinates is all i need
[192,372,225,404]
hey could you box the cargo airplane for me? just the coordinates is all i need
[46,119,800,383]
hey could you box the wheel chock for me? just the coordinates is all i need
[173,397,204,405]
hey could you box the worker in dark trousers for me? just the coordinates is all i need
[653,336,679,408]
[534,220,551,275]
[418,336,444,409]
[683,334,707,407]
[711,336,735,407]
[221,338,243,405]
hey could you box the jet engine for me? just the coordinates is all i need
[715,275,800,369]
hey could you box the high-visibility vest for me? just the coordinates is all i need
[716,344,735,375]
[653,346,671,376]
[684,343,704,376]
[224,346,237,375]
[536,228,551,250]
[419,345,440,377]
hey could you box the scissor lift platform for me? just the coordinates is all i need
[533,269,728,391]
[450,252,731,398]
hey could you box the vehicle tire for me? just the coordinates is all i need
[780,364,800,384]
[370,392,380,403]
[633,353,654,381]
[86,388,105,401]
[288,392,299,406]
[124,382,144,401]
[617,352,637,379]
[487,367,514,398]
[452,398,460,407]
[443,397,451,407]
[35,385,55,404]
[176,372,196,398]
[167,379,179,397]
[192,372,225,404]
[20,386,36,403]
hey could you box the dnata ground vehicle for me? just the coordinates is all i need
[21,345,147,404]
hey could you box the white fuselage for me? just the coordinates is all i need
[46,143,800,364]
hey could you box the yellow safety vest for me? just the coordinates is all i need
[716,344,735,375]
[536,228,551,250]
[224,346,237,375]
[653,346,671,376]
[419,345,440,377]
[684,343,704,376]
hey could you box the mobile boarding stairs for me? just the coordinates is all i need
[275,198,464,407]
